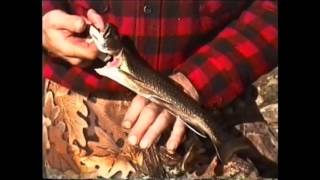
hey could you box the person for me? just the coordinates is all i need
[42,0,277,153]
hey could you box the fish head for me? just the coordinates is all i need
[100,23,123,56]
[93,24,132,80]
[89,23,125,69]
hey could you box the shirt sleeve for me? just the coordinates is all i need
[174,0,278,109]
[43,58,128,94]
[42,0,70,15]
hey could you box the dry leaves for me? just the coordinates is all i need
[44,91,60,122]
[54,91,88,147]
[87,127,120,156]
[47,121,79,173]
[86,99,128,143]
[43,91,60,151]
[79,155,135,179]
[44,81,141,179]
[43,68,278,179]
[43,116,51,150]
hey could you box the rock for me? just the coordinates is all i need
[254,68,278,136]
[254,67,278,109]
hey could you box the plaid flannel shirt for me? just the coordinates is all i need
[43,0,277,108]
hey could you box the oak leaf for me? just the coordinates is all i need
[87,127,120,156]
[86,99,128,143]
[47,121,80,173]
[55,91,88,147]
[43,116,51,150]
[44,91,60,123]
[43,90,60,150]
[80,155,135,179]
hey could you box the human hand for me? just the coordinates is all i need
[42,9,104,66]
[122,72,199,153]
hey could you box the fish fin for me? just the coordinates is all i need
[217,137,251,165]
[147,94,207,139]
[147,94,208,138]
[178,117,207,138]
[148,94,172,106]
[143,92,209,139]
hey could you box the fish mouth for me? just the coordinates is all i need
[104,56,122,68]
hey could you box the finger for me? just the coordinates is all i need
[128,103,161,146]
[61,35,99,60]
[139,110,175,149]
[166,118,187,153]
[122,95,149,129]
[63,56,83,65]
[87,9,105,31]
[44,29,98,61]
[82,16,92,25]
[64,56,93,67]
[47,10,86,33]
[77,60,93,68]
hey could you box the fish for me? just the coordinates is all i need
[91,24,250,164]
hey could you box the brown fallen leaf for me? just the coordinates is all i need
[43,85,59,155]
[47,121,80,173]
[55,92,88,147]
[87,126,120,156]
[44,91,60,123]
[43,116,51,150]
[85,101,98,138]
[86,99,128,143]
[63,169,80,179]
[47,81,70,97]
[80,155,135,179]
[109,155,136,179]
[43,79,49,94]
[122,143,144,167]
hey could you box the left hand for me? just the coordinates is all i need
[122,72,199,153]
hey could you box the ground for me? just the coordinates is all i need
[43,67,278,179]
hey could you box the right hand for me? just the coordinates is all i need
[42,9,104,66]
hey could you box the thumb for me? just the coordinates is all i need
[47,10,86,33]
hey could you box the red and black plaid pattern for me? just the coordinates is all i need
[43,0,278,108]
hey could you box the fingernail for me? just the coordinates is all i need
[88,8,97,15]
[122,121,131,129]
[128,135,137,145]
[75,18,85,32]
[140,140,150,149]
[166,142,177,153]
